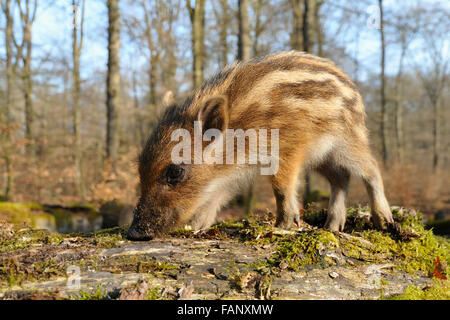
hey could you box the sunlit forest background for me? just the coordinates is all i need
[0,0,449,232]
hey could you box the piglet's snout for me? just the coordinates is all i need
[126,226,154,241]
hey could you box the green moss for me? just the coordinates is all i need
[80,253,179,275]
[72,285,110,300]
[227,267,245,291]
[0,202,53,228]
[0,228,63,253]
[387,279,450,300]
[170,225,196,238]
[342,222,450,276]
[68,202,97,212]
[146,286,163,300]
[71,226,129,248]
[268,230,339,271]
[0,255,67,287]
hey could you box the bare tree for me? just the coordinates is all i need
[106,0,121,162]
[187,0,205,89]
[72,0,86,198]
[0,0,15,200]
[392,11,417,164]
[252,0,264,57]
[302,0,310,52]
[213,0,230,66]
[416,12,449,173]
[290,0,303,51]
[16,0,38,156]
[378,0,388,166]
[312,0,324,56]
[141,0,159,107]
[238,0,251,61]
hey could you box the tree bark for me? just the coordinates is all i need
[302,0,310,53]
[106,0,121,162]
[187,0,205,89]
[290,0,303,51]
[238,0,251,61]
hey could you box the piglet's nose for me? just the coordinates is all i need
[126,227,154,241]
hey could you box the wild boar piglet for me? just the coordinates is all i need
[127,51,394,241]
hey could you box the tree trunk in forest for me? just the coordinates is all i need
[431,98,441,173]
[132,72,142,147]
[142,1,159,107]
[23,22,34,156]
[252,0,263,57]
[238,0,251,61]
[164,0,178,93]
[302,0,310,53]
[313,0,324,56]
[290,0,303,51]
[187,0,205,89]
[218,0,229,66]
[394,38,407,164]
[378,0,388,167]
[72,0,86,198]
[106,0,121,162]
[1,0,14,200]
[16,0,37,157]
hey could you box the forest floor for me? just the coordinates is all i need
[0,206,449,300]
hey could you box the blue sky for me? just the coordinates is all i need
[2,0,449,90]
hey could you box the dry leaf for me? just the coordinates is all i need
[433,256,447,280]
[119,280,149,300]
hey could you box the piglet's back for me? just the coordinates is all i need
[185,51,365,130]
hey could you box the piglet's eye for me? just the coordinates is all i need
[165,164,185,186]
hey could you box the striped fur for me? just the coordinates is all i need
[127,51,393,240]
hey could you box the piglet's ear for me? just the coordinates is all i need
[198,95,229,132]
